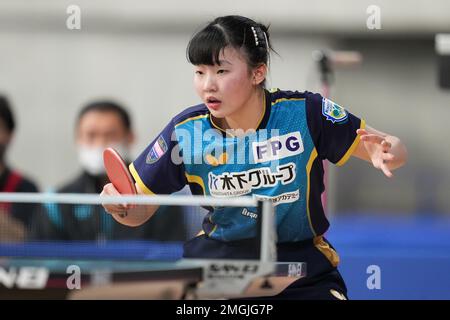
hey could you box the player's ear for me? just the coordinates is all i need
[252,64,267,85]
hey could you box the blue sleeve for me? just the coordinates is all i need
[129,120,187,194]
[305,92,365,166]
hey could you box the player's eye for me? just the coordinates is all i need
[195,70,203,75]
[217,69,228,74]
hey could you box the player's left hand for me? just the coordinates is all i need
[356,128,395,178]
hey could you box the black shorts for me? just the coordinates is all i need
[183,235,348,300]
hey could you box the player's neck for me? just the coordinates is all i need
[222,88,265,135]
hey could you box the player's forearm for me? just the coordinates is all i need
[112,205,159,227]
[385,135,408,170]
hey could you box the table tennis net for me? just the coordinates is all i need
[0,193,268,261]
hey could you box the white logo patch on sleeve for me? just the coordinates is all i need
[322,98,348,123]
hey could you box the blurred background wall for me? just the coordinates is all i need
[1,0,448,215]
[0,0,450,213]
[0,0,450,299]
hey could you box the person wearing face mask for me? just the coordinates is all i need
[31,100,187,242]
[0,95,39,242]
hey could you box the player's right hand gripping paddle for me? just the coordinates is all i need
[103,147,137,213]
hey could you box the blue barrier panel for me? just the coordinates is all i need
[327,214,450,300]
[0,241,184,261]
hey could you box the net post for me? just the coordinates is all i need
[257,199,276,263]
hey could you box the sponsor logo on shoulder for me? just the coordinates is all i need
[146,135,168,164]
[322,98,348,123]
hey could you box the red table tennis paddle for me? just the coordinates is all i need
[103,147,137,195]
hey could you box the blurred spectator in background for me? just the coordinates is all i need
[31,100,187,241]
[0,95,39,242]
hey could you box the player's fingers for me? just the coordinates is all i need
[101,184,124,213]
[102,183,121,196]
[104,207,119,215]
[121,203,135,210]
[380,163,393,178]
[381,140,392,152]
[126,203,137,210]
[104,204,127,215]
[104,203,124,211]
[360,134,384,144]
[382,153,395,161]
[356,128,368,136]
[372,158,381,169]
[108,210,128,217]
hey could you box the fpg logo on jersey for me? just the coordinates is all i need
[252,132,304,163]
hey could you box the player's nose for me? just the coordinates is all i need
[203,75,217,92]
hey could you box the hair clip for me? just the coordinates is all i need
[251,26,259,46]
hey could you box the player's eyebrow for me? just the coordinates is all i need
[218,60,232,66]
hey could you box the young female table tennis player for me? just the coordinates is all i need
[102,15,407,299]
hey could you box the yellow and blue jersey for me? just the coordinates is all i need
[130,89,365,243]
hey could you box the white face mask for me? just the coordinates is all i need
[77,143,130,176]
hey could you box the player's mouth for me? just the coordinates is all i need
[206,97,222,110]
